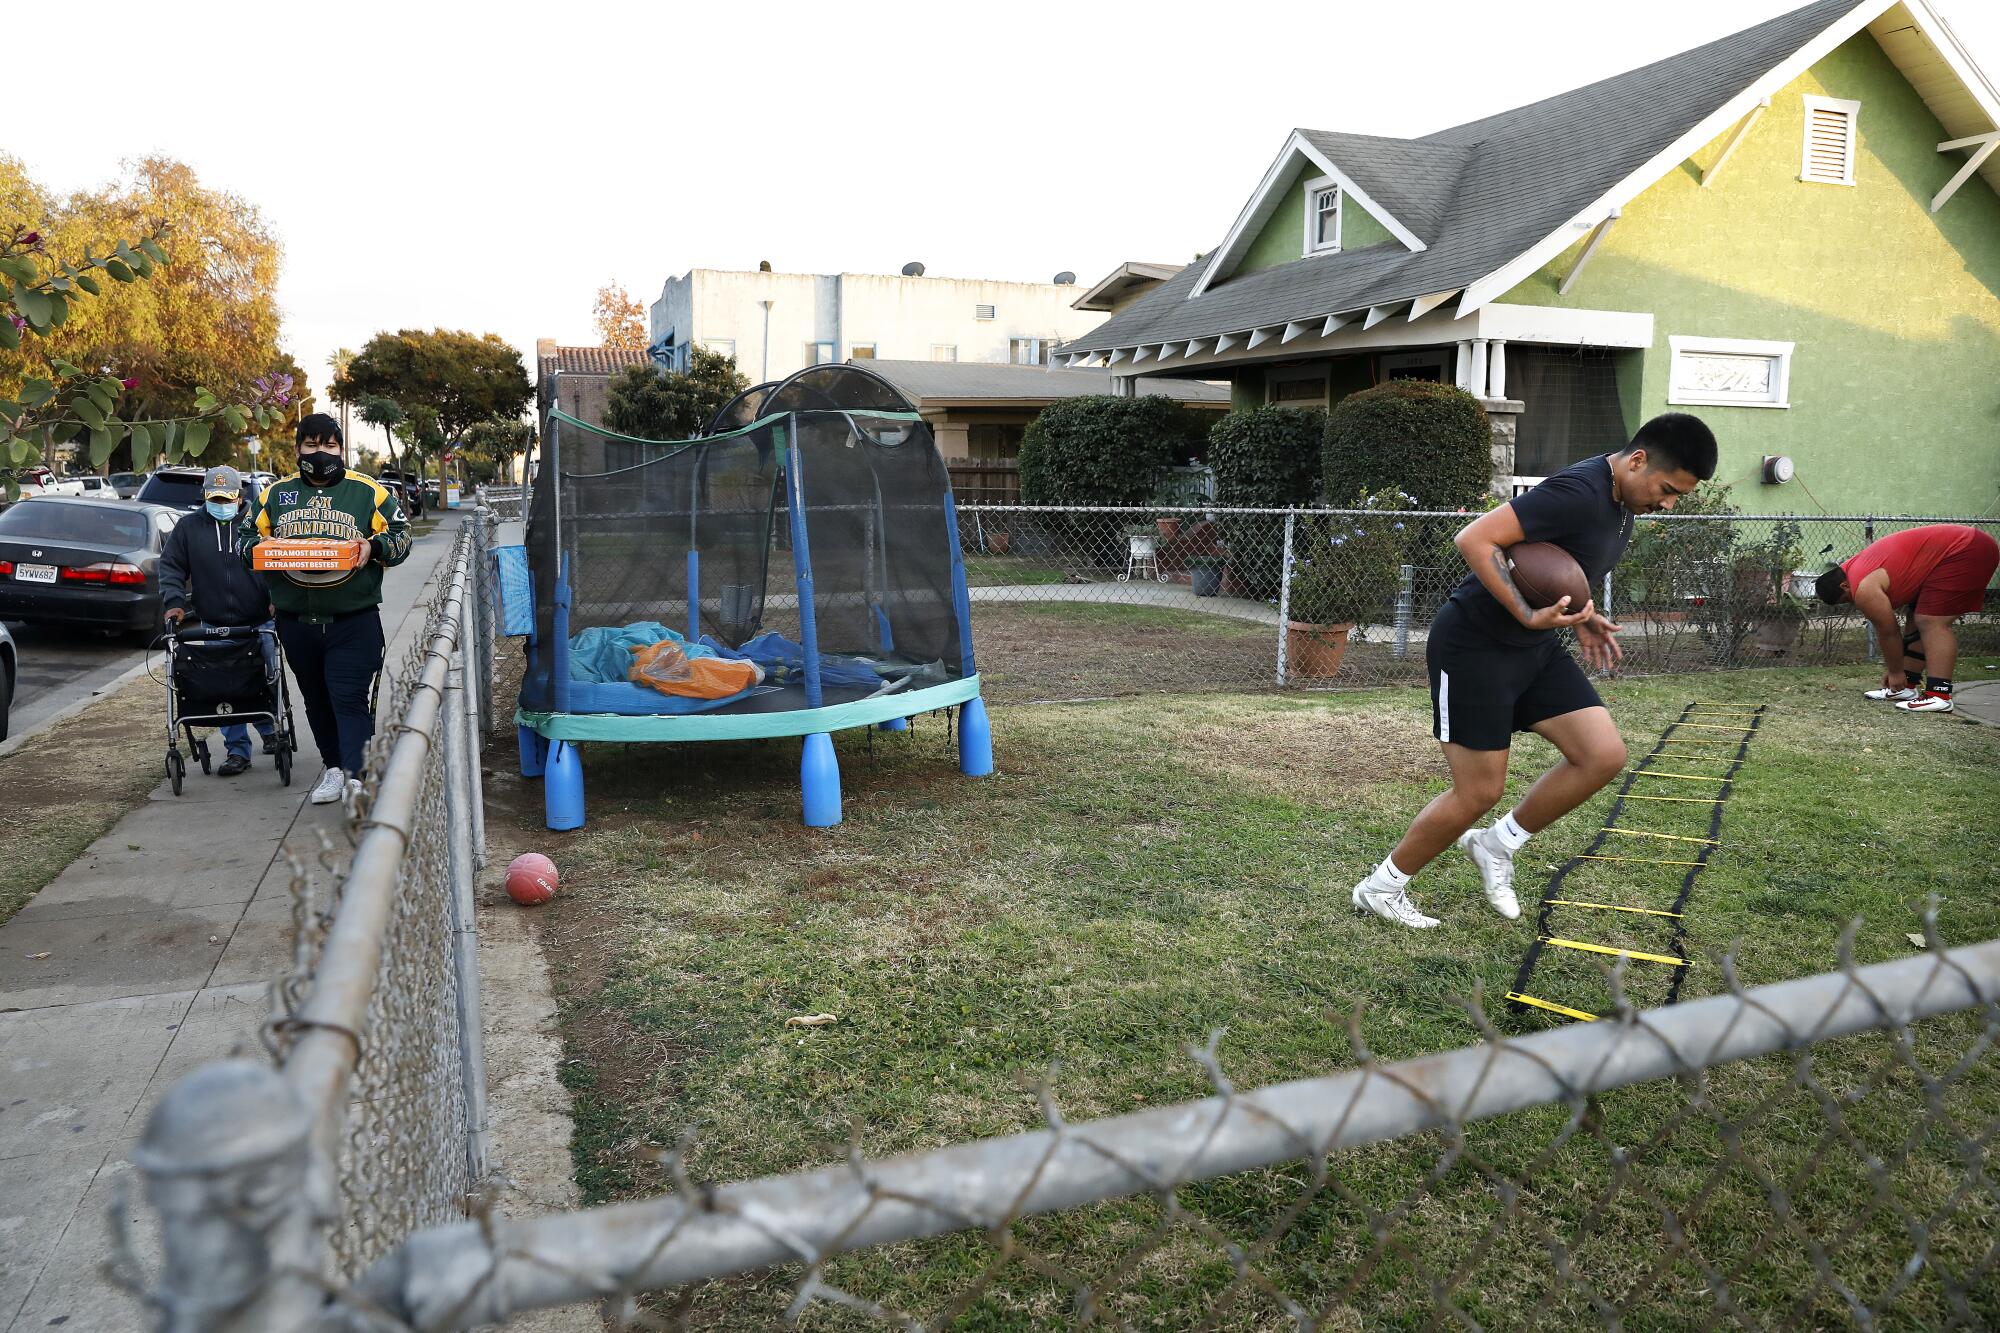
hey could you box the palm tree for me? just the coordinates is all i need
[327,347,357,443]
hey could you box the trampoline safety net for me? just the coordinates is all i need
[521,364,970,717]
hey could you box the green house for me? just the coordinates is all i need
[1059,0,2000,514]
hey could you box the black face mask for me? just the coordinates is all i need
[299,451,344,484]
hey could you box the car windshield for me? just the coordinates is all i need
[135,473,205,505]
[0,500,152,549]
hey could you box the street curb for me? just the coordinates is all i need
[0,655,157,761]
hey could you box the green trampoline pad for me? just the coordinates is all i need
[518,675,982,742]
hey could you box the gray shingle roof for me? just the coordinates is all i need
[1065,0,1863,355]
[860,360,1228,404]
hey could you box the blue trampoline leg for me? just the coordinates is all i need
[801,733,842,827]
[544,740,584,831]
[518,725,548,778]
[959,696,993,777]
[877,716,908,732]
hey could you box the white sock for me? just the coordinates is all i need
[1376,855,1412,888]
[1494,811,1532,852]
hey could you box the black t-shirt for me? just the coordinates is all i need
[1445,454,1633,648]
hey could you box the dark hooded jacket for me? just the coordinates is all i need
[159,500,270,626]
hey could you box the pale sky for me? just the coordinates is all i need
[10,0,1997,408]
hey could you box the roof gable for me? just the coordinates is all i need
[1065,0,2000,361]
[1192,131,1436,297]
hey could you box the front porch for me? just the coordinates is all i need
[1084,301,1654,495]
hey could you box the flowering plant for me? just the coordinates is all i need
[1285,488,1413,625]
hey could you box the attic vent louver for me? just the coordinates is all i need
[1800,96,1859,186]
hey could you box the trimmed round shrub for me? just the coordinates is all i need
[1322,379,1492,509]
[1209,406,1324,598]
[1018,395,1205,507]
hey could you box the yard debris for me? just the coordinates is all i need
[26,952,50,960]
[785,1013,838,1028]
[1906,933,1928,949]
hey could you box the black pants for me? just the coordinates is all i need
[276,609,385,775]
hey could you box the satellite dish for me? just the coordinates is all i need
[1054,271,1077,285]
[901,261,926,277]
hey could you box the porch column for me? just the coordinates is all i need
[1454,341,1473,392]
[1482,399,1525,501]
[1108,375,1136,399]
[1467,340,1490,400]
[930,419,972,462]
[1487,340,1507,399]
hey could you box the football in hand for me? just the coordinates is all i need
[1504,542,1592,611]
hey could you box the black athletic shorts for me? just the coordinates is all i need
[1426,600,1601,750]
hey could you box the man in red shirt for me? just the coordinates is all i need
[1815,524,1999,714]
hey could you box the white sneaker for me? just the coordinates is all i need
[1351,873,1440,929]
[343,777,364,808]
[308,767,346,804]
[1896,694,1954,713]
[1865,686,1919,702]
[1458,827,1522,920]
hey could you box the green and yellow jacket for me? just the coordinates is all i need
[240,470,412,620]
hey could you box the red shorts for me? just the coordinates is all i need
[1915,529,1999,617]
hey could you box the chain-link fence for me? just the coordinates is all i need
[111,510,2000,1332]
[957,506,2000,701]
[116,521,491,1327]
[317,922,2000,1329]
[476,483,526,522]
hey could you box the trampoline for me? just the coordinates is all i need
[506,363,992,829]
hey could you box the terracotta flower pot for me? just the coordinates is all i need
[986,530,1010,555]
[1156,517,1182,542]
[1286,621,1354,679]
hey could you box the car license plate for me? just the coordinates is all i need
[15,563,56,584]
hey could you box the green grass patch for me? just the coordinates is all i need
[512,666,2000,1328]
[0,676,167,926]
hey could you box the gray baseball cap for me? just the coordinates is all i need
[202,465,243,498]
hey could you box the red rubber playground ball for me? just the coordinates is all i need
[505,853,559,906]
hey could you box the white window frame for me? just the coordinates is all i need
[1266,365,1330,409]
[974,303,996,321]
[1302,174,1342,256]
[931,344,958,362]
[700,338,736,360]
[1800,95,1860,186]
[1667,335,1794,410]
[808,340,836,365]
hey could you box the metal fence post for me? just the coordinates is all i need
[1275,510,1296,686]
[458,563,488,867]
[129,1060,335,1329]
[444,618,491,1185]
[1863,516,1879,662]
[1393,562,1414,660]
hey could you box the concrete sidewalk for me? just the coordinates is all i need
[0,518,461,1331]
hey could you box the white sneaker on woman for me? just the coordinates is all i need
[1865,686,1919,702]
[308,766,346,804]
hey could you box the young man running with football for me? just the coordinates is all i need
[1351,414,1717,929]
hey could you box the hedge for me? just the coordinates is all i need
[1323,379,1491,510]
[1209,406,1324,598]
[1017,395,1207,507]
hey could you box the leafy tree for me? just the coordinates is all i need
[393,403,445,480]
[604,346,748,439]
[342,328,533,451]
[592,283,647,351]
[2,185,275,493]
[360,395,405,477]
[7,157,286,430]
[461,416,534,483]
